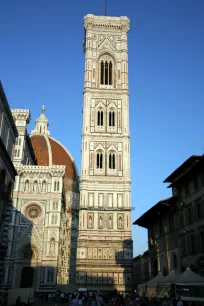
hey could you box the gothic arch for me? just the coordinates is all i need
[19,243,39,261]
[108,150,117,170]
[98,53,115,87]
[108,107,117,127]
[95,104,106,129]
[96,150,104,169]
[98,50,116,62]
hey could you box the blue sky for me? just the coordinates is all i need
[1,0,204,256]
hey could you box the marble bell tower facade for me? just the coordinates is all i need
[76,14,133,293]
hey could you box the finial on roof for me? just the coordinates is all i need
[42,105,45,113]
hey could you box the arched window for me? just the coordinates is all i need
[97,110,103,126]
[54,181,57,191]
[172,253,177,269]
[96,152,103,169]
[101,61,104,85]
[109,61,112,85]
[109,111,115,127]
[109,153,116,169]
[100,57,113,85]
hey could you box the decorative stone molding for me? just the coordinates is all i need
[84,15,130,33]
[11,109,30,124]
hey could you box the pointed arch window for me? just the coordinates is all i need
[100,57,113,85]
[109,111,115,127]
[96,152,103,169]
[97,110,103,126]
[109,153,116,169]
[109,61,112,85]
[101,61,104,85]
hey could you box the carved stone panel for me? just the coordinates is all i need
[87,213,94,229]
[88,248,93,259]
[117,213,124,229]
[107,214,113,229]
[98,213,104,229]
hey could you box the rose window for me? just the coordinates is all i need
[25,204,42,220]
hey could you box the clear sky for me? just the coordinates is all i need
[1,0,204,256]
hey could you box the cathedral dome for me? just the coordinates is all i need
[30,107,78,181]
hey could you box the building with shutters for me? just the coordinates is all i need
[134,155,204,279]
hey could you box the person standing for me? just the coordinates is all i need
[70,294,79,306]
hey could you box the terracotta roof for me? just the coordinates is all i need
[30,135,77,181]
[31,135,49,166]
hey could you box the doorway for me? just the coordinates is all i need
[20,267,34,288]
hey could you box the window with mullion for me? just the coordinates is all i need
[96,152,103,169]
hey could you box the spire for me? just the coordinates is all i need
[31,106,50,136]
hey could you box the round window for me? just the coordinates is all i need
[25,204,42,220]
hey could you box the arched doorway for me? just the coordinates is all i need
[20,244,38,288]
[20,267,34,288]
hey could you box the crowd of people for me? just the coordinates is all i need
[42,291,136,306]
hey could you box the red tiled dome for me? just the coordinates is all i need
[30,135,77,181]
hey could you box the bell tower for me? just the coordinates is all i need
[76,14,133,292]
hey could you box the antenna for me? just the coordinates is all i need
[104,0,107,16]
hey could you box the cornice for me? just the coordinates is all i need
[12,109,30,124]
[84,14,130,33]
[15,165,65,177]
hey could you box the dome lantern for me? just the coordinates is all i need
[31,106,50,136]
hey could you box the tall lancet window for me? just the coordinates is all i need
[96,152,103,169]
[109,61,112,85]
[100,55,113,85]
[97,110,103,126]
[109,111,115,127]
[101,61,104,85]
[109,153,116,169]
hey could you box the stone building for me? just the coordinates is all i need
[134,155,204,279]
[133,251,149,288]
[0,82,18,284]
[2,107,79,292]
[76,14,133,293]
